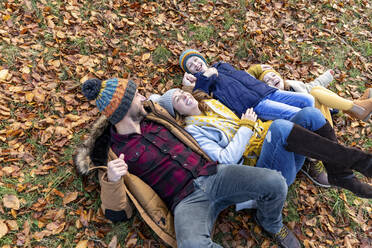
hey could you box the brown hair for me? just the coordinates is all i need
[174,90,213,127]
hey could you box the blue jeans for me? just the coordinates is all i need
[257,107,327,185]
[254,90,315,121]
[174,164,287,248]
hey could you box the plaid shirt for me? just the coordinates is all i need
[111,120,217,211]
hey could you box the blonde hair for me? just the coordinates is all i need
[174,90,213,127]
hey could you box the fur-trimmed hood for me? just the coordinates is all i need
[74,115,111,175]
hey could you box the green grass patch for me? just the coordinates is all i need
[188,24,215,42]
[152,46,171,64]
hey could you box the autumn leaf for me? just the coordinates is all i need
[142,53,151,61]
[108,235,118,248]
[0,220,8,239]
[63,192,78,205]
[0,69,9,81]
[3,195,20,210]
[76,240,88,248]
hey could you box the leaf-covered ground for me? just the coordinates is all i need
[0,0,371,247]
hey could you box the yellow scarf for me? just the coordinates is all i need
[185,99,272,166]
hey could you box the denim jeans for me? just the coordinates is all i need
[254,90,315,121]
[174,164,287,248]
[257,107,327,185]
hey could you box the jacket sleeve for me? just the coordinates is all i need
[193,72,218,94]
[185,125,253,164]
[246,64,264,79]
[285,80,311,94]
[99,170,133,223]
[307,70,334,89]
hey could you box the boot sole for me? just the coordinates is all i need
[301,169,331,188]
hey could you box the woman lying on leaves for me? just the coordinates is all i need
[149,89,372,199]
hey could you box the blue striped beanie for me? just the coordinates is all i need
[179,49,207,73]
[82,78,137,124]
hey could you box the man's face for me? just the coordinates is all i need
[186,56,208,74]
[172,89,199,116]
[262,72,284,90]
[126,90,147,121]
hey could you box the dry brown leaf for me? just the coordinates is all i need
[76,240,88,248]
[63,192,78,205]
[108,235,118,248]
[0,69,9,81]
[0,220,8,239]
[142,53,151,61]
[5,220,18,231]
[3,194,20,210]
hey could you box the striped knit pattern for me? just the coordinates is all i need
[179,49,207,73]
[95,78,137,124]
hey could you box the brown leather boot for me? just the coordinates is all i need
[285,124,372,198]
[360,88,372,100]
[345,92,372,121]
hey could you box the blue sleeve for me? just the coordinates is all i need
[193,72,218,94]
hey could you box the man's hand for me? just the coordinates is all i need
[260,64,272,71]
[107,154,128,182]
[241,108,257,122]
[203,67,218,77]
[182,72,196,86]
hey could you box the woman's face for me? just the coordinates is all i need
[172,89,199,116]
[262,72,284,90]
[186,56,208,74]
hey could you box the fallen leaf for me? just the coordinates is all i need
[63,192,78,205]
[76,240,88,248]
[142,53,151,61]
[3,195,20,210]
[0,69,9,81]
[5,220,18,231]
[108,235,118,248]
[0,220,8,238]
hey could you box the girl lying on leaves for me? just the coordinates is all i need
[180,49,372,125]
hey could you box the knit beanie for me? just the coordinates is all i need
[149,89,178,117]
[179,49,207,73]
[258,69,283,82]
[82,78,137,124]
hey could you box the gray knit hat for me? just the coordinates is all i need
[149,89,178,117]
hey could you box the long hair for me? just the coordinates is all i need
[174,90,213,127]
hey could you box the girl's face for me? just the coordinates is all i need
[263,72,284,90]
[186,56,208,74]
[172,90,200,116]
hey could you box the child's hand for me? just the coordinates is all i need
[203,67,218,77]
[261,64,272,71]
[182,72,196,86]
[241,108,257,122]
[107,154,128,182]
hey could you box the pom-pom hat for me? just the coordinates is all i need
[179,49,207,73]
[82,78,137,124]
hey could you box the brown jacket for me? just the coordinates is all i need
[74,101,213,247]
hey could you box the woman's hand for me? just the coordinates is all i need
[241,108,257,122]
[203,67,218,77]
[107,154,128,182]
[182,72,196,86]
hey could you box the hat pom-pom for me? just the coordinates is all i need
[82,79,102,100]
